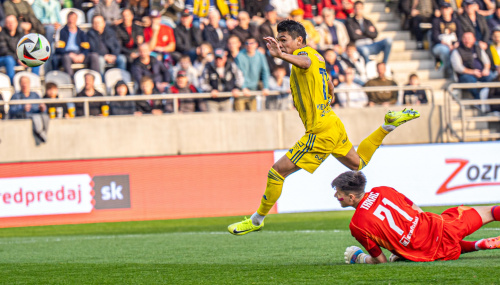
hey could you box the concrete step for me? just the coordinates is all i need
[379,31,412,41]
[389,59,435,71]
[465,132,500,141]
[451,120,490,130]
[369,13,397,22]
[373,50,432,61]
[364,2,387,13]
[463,129,494,142]
[375,21,401,32]
[392,40,418,51]
[392,69,444,81]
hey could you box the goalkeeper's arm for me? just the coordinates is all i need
[344,246,388,264]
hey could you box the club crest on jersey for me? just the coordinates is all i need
[314,53,325,62]
[297,51,308,56]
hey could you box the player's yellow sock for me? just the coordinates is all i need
[257,168,284,216]
[357,126,389,170]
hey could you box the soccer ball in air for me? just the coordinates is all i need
[16,33,51,67]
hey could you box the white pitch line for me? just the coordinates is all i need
[0,229,349,245]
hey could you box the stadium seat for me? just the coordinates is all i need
[74,69,106,95]
[87,8,96,23]
[45,71,75,98]
[104,68,133,95]
[0,73,14,103]
[60,8,86,26]
[13,72,42,96]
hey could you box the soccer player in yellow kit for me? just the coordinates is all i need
[228,20,420,235]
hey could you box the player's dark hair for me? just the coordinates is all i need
[277,20,307,44]
[331,171,367,196]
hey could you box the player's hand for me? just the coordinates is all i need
[263,37,283,59]
[344,246,368,264]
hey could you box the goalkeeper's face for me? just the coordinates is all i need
[334,189,352,208]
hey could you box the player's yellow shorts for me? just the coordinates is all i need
[286,116,353,173]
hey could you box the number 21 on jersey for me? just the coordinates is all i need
[373,198,415,235]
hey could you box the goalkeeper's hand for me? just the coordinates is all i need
[344,246,369,264]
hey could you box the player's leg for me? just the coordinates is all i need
[335,108,420,170]
[458,206,500,253]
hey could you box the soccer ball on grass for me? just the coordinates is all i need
[16,33,51,67]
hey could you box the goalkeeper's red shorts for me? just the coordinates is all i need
[434,206,483,261]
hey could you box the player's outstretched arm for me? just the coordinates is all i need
[263,37,311,69]
[344,246,388,264]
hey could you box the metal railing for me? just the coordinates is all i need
[446,82,500,142]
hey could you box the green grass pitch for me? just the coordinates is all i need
[1,207,499,284]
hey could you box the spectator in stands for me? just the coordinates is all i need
[0,15,39,83]
[3,0,45,34]
[174,9,203,62]
[403,73,428,105]
[52,11,98,76]
[32,0,61,45]
[109,80,137,116]
[139,75,162,115]
[267,65,291,110]
[203,10,229,50]
[217,0,239,21]
[271,0,298,20]
[451,31,494,99]
[44,82,69,119]
[227,35,241,63]
[95,0,122,26]
[116,8,144,65]
[75,73,106,116]
[126,0,149,21]
[131,43,172,92]
[200,48,243,112]
[169,70,207,113]
[158,0,184,27]
[144,10,176,57]
[408,0,438,49]
[340,43,367,85]
[327,0,354,22]
[336,67,368,108]
[459,0,490,50]
[259,5,278,47]
[317,8,350,54]
[88,15,127,75]
[236,37,270,111]
[242,0,268,24]
[173,54,200,90]
[0,93,4,120]
[364,62,398,106]
[325,49,345,86]
[231,11,259,45]
[431,2,463,78]
[477,0,495,17]
[185,0,216,25]
[488,7,500,31]
[488,76,500,113]
[297,0,324,24]
[346,1,392,64]
[9,76,49,143]
[290,9,320,49]
[487,27,500,73]
[193,42,214,77]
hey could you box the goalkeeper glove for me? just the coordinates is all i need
[344,246,369,264]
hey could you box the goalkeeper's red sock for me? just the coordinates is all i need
[460,240,478,254]
[492,206,500,221]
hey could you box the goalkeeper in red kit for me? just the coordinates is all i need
[332,171,500,264]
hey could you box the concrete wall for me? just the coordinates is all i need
[0,105,443,163]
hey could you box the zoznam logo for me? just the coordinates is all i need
[92,175,131,209]
[436,159,500,194]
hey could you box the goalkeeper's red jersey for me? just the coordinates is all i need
[349,187,445,262]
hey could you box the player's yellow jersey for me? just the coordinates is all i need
[290,46,336,133]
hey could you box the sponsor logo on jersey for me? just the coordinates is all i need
[360,192,380,210]
[314,53,325,62]
[436,159,500,194]
[399,216,419,247]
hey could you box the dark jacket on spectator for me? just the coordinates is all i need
[457,43,485,69]
[8,91,42,119]
[0,93,4,119]
[459,12,490,43]
[258,20,276,48]
[131,56,172,89]
[345,17,378,44]
[488,13,500,31]
[126,0,149,21]
[230,25,259,45]
[0,27,23,57]
[3,0,45,34]
[202,24,229,50]
[55,25,90,55]
[87,26,122,56]
[43,94,69,118]
[115,22,144,58]
[169,84,206,113]
[403,87,428,104]
[431,16,463,46]
[75,89,105,116]
[488,75,500,112]
[174,24,203,54]
[110,81,136,115]
[241,0,268,18]
[201,61,243,102]
[364,77,398,105]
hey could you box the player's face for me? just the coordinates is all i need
[334,189,351,208]
[276,32,302,54]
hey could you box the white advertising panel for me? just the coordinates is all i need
[0,174,93,217]
[275,142,500,213]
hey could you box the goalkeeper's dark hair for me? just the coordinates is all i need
[331,171,367,197]
[277,20,307,44]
